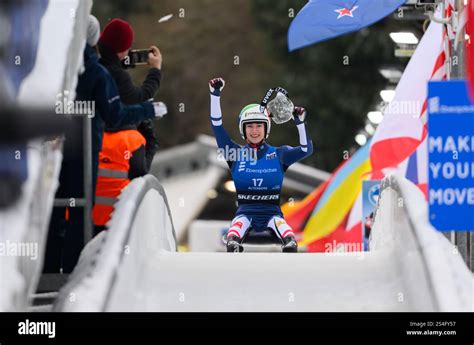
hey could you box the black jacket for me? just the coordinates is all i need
[75,45,155,195]
[98,43,162,104]
[99,43,161,171]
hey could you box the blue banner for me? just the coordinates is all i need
[428,80,474,231]
[288,0,406,52]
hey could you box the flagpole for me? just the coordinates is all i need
[451,0,465,79]
[449,0,473,271]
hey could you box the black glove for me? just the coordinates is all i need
[209,77,225,96]
[293,106,307,125]
[137,120,159,171]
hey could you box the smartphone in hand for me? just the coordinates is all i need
[122,49,151,68]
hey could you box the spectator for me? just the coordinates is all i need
[98,18,162,167]
[92,124,149,235]
[44,15,165,273]
[98,18,162,104]
[79,16,164,192]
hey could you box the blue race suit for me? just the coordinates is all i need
[210,94,313,232]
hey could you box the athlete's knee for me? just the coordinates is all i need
[269,216,294,238]
[227,215,250,238]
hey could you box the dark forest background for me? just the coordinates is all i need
[92,0,421,171]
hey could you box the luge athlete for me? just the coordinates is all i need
[209,77,313,252]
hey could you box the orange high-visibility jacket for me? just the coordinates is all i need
[92,129,146,226]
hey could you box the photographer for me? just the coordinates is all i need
[98,18,161,169]
[98,18,162,103]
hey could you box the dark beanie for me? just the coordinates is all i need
[99,18,134,53]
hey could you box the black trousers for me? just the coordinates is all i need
[43,124,88,274]
[43,206,84,273]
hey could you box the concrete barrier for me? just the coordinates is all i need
[54,173,473,312]
[54,175,177,311]
[370,173,474,311]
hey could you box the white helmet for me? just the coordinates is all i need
[238,103,271,140]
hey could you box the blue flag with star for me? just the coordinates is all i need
[288,0,407,52]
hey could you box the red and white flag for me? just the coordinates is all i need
[369,5,449,179]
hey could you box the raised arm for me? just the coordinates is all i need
[209,78,239,151]
[115,46,162,104]
[277,106,313,168]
